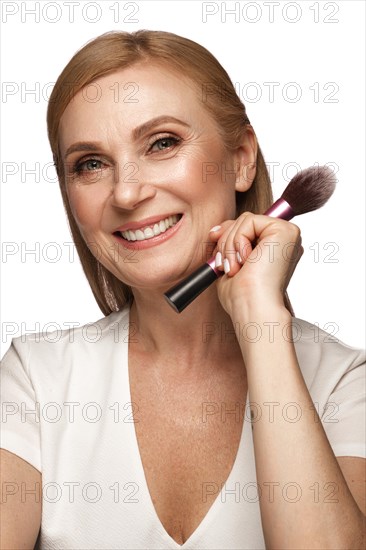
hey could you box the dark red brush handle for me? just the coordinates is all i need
[164,198,294,313]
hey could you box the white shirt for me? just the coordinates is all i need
[1,306,365,549]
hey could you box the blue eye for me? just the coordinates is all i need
[149,136,180,152]
[78,159,102,172]
[70,157,106,181]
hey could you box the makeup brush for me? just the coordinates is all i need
[164,165,336,313]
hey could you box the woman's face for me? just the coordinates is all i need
[59,64,255,292]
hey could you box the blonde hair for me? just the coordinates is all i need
[47,30,283,316]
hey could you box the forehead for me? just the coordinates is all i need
[59,64,212,149]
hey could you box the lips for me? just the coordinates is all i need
[114,214,182,242]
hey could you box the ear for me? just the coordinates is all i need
[233,125,258,193]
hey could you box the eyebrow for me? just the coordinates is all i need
[132,115,190,140]
[64,142,102,160]
[63,116,190,160]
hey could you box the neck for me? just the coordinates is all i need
[129,285,242,372]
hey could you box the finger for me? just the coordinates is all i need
[208,221,237,273]
[207,221,235,241]
[220,223,250,276]
[218,213,261,272]
[217,214,252,276]
[221,214,302,277]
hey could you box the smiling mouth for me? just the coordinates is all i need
[114,214,182,242]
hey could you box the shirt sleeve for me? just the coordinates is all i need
[322,358,366,458]
[0,338,42,472]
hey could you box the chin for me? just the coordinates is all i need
[113,261,195,294]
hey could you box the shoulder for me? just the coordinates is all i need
[292,317,365,369]
[13,305,129,346]
[292,317,365,403]
[1,306,131,378]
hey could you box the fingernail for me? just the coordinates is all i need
[215,251,222,268]
[209,225,221,232]
[236,251,243,264]
[223,258,230,274]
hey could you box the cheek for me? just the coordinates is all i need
[167,146,231,197]
[66,185,105,232]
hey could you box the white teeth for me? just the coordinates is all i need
[159,220,167,233]
[144,227,154,239]
[120,215,179,242]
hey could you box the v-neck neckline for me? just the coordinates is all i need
[123,307,252,548]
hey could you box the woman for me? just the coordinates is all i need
[1,30,365,549]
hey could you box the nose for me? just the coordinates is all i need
[111,160,157,210]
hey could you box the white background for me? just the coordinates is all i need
[1,0,365,353]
